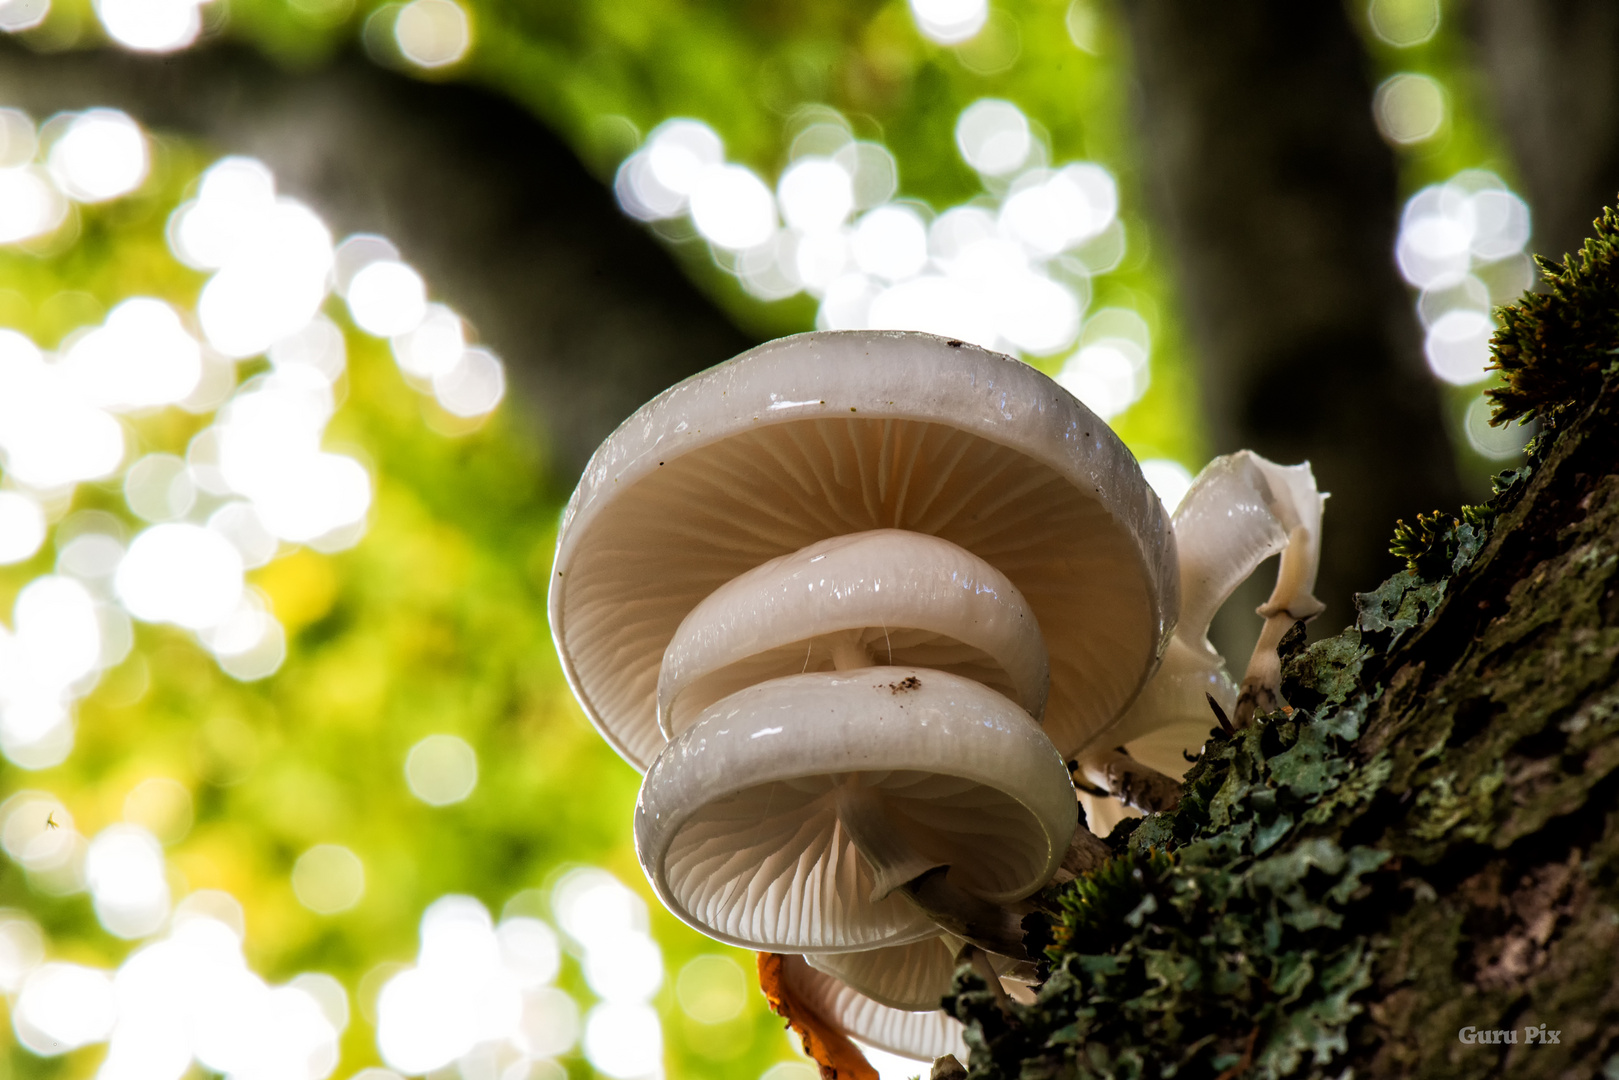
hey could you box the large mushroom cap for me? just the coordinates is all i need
[551,330,1176,769]
[634,668,1076,953]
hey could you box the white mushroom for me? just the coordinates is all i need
[549,329,1177,770]
[778,952,970,1064]
[634,668,1076,954]
[1073,450,1326,828]
[548,330,1278,1072]
[658,528,1049,737]
[804,935,964,1012]
[805,932,1038,1009]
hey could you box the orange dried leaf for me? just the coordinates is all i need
[757,953,879,1080]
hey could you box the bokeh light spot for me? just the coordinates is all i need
[908,0,987,44]
[94,0,205,52]
[394,0,471,68]
[777,158,853,233]
[124,453,197,522]
[15,962,116,1054]
[498,917,560,988]
[0,0,50,32]
[15,574,102,686]
[955,99,1031,177]
[46,109,148,202]
[675,955,747,1024]
[583,1001,662,1079]
[582,930,663,1003]
[292,844,366,915]
[196,198,334,359]
[0,911,45,992]
[1464,395,1532,461]
[1374,73,1445,146]
[432,346,506,418]
[852,205,928,283]
[1367,0,1439,48]
[1,794,76,871]
[0,166,68,244]
[404,734,478,806]
[347,259,428,338]
[0,491,46,564]
[86,823,170,938]
[116,523,245,630]
[690,164,776,250]
[62,297,204,412]
[1423,308,1494,385]
[392,303,465,378]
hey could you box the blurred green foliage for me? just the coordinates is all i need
[0,142,798,1080]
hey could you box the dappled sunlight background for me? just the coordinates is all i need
[0,0,1545,1077]
[0,115,803,1080]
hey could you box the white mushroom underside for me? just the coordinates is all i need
[635,668,1076,952]
[561,416,1157,767]
[781,954,969,1064]
[659,529,1049,735]
[804,934,961,1011]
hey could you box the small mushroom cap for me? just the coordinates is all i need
[1171,450,1325,653]
[634,667,1076,953]
[780,954,969,1064]
[804,934,961,1011]
[551,330,1177,769]
[658,528,1049,736]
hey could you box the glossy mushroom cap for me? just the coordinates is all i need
[634,668,1076,953]
[550,330,1177,769]
[1077,450,1326,831]
[658,529,1049,737]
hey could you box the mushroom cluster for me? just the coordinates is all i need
[549,330,1325,1068]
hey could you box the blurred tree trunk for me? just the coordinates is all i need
[1115,1,1463,645]
[0,41,753,488]
[1464,0,1619,265]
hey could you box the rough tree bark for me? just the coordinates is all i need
[948,218,1619,1077]
[0,41,753,486]
[1116,1,1464,645]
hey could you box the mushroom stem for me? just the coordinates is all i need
[836,781,1031,957]
[835,779,945,902]
[901,867,1030,959]
[1234,611,1298,727]
[1232,521,1325,728]
[962,944,1016,1014]
[830,633,874,672]
[1078,750,1182,814]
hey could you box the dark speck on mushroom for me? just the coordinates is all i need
[849,407,857,413]
[947,340,963,348]
[887,676,921,693]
